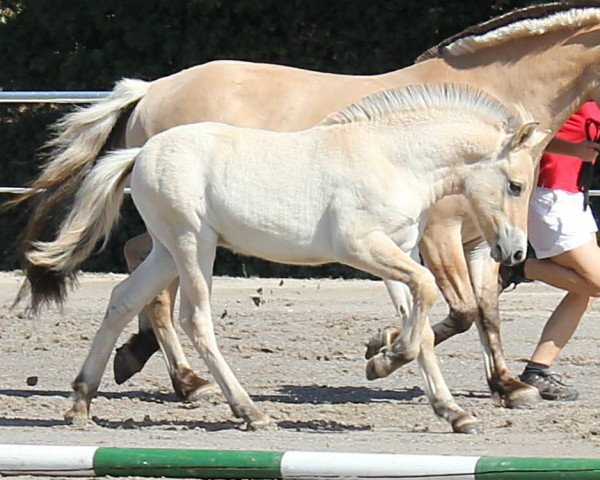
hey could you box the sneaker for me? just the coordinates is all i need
[519,369,578,401]
[499,244,536,292]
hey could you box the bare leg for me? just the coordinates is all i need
[530,292,591,365]
[525,240,600,366]
[518,240,600,401]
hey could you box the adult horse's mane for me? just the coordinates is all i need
[417,1,600,62]
[320,83,516,127]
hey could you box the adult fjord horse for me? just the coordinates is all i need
[14,2,600,413]
[23,84,539,431]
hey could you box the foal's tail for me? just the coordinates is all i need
[17,148,141,313]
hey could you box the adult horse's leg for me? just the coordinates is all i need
[344,232,478,434]
[114,233,163,379]
[65,244,178,423]
[173,228,270,429]
[465,241,541,407]
[115,231,215,400]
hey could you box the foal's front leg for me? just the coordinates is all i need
[365,220,481,359]
[343,232,479,434]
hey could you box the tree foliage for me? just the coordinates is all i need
[0,0,535,274]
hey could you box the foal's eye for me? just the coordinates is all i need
[508,181,523,196]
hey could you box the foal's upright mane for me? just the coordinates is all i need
[320,83,518,128]
[417,1,600,62]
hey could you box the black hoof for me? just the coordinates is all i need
[113,331,159,384]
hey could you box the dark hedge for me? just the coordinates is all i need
[0,0,542,275]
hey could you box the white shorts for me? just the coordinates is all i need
[528,187,598,259]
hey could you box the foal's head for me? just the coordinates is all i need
[463,113,546,266]
[323,83,546,266]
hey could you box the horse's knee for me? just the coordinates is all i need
[412,268,438,307]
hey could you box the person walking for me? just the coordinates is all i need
[503,101,600,401]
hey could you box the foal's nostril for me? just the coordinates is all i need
[491,244,503,262]
[513,249,524,263]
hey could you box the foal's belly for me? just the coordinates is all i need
[217,229,334,266]
[215,213,426,267]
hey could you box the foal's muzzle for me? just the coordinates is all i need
[490,226,527,266]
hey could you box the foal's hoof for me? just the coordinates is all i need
[365,353,393,380]
[503,384,542,409]
[64,404,89,426]
[246,414,273,431]
[365,326,401,359]
[452,416,482,434]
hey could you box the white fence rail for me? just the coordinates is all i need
[1,91,600,196]
[0,91,108,103]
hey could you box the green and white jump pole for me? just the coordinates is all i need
[2,445,600,478]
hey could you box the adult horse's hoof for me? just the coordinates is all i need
[365,326,401,359]
[183,381,220,402]
[365,353,393,380]
[113,331,160,385]
[172,367,217,401]
[452,416,482,434]
[503,384,542,408]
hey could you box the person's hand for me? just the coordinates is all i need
[574,140,600,163]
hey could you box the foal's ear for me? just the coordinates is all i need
[510,121,539,149]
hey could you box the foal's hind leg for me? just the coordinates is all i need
[172,229,270,430]
[467,243,541,408]
[115,232,214,400]
[65,244,178,424]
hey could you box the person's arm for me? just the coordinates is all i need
[545,137,600,163]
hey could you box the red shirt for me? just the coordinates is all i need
[538,101,600,193]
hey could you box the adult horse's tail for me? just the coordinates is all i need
[7,78,149,208]
[16,148,141,313]
[5,78,150,312]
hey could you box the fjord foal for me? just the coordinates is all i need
[15,2,600,412]
[25,84,539,432]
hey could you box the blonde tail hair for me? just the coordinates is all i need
[18,148,141,313]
